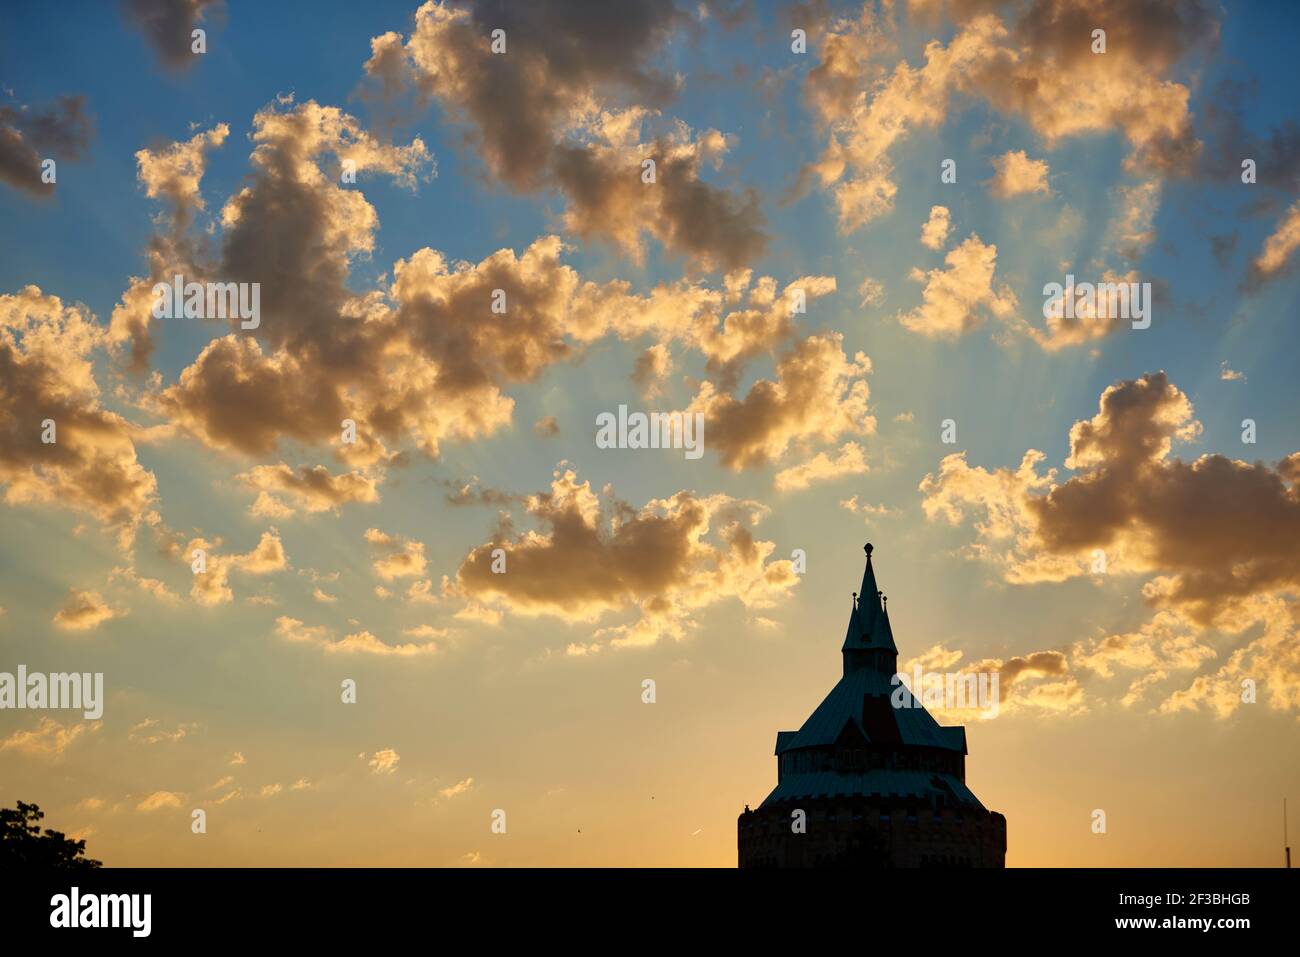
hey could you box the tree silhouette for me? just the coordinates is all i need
[0,801,102,869]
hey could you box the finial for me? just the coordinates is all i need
[852,591,858,608]
[864,542,873,557]
[882,593,888,610]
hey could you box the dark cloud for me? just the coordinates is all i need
[1209,232,1238,267]
[360,0,767,270]
[1193,76,1300,202]
[923,372,1300,626]
[452,465,799,646]
[0,96,93,198]
[121,0,224,71]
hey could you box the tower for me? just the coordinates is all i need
[737,544,1007,867]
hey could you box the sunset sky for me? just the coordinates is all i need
[1,0,1298,867]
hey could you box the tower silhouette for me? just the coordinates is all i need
[738,544,1007,867]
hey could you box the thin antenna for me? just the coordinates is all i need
[1286,798,1292,869]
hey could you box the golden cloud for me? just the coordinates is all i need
[52,589,125,632]
[452,464,800,648]
[0,286,158,548]
[920,372,1300,627]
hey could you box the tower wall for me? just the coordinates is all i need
[738,798,1006,868]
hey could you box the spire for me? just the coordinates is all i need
[858,543,882,622]
[876,592,898,654]
[842,590,864,650]
[842,543,897,672]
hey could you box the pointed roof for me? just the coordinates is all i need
[841,543,898,655]
[779,666,965,753]
[876,599,896,651]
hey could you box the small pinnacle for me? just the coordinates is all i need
[864,542,873,557]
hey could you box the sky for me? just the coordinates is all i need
[1,0,1298,867]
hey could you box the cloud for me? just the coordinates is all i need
[534,416,560,438]
[1071,609,1216,707]
[136,790,183,812]
[181,529,288,605]
[237,463,381,518]
[367,748,400,774]
[919,205,952,250]
[129,718,197,744]
[134,123,229,225]
[919,372,1300,627]
[802,2,1214,231]
[689,332,874,470]
[1110,178,1163,261]
[902,643,1086,718]
[364,528,427,581]
[147,100,431,457]
[1219,361,1245,383]
[677,272,838,390]
[157,202,787,463]
[360,2,765,269]
[454,603,501,626]
[1158,595,1300,717]
[800,5,893,129]
[1,287,158,547]
[139,100,819,469]
[273,616,330,646]
[839,495,896,519]
[121,0,224,71]
[452,464,800,648]
[110,565,180,603]
[897,235,1017,338]
[1047,593,1300,718]
[802,14,1005,231]
[444,477,514,508]
[1249,199,1300,285]
[109,123,229,372]
[52,589,124,632]
[631,343,673,399]
[0,717,96,757]
[275,616,441,657]
[438,777,473,799]
[403,624,449,640]
[1025,268,1146,352]
[988,149,1050,197]
[550,111,767,271]
[857,277,884,307]
[774,442,868,492]
[0,94,93,197]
